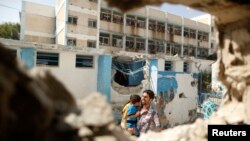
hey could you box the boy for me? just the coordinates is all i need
[126,94,141,136]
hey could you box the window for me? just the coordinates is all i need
[89,0,97,3]
[67,38,76,46]
[197,48,208,59]
[76,55,93,68]
[149,20,156,31]
[183,62,189,73]
[167,24,173,34]
[136,38,145,51]
[87,40,96,48]
[126,15,136,26]
[172,44,181,56]
[68,16,77,25]
[126,37,134,50]
[188,46,196,56]
[184,28,189,38]
[183,46,189,56]
[198,31,203,40]
[112,35,122,48]
[100,9,111,22]
[36,52,59,66]
[156,40,165,53]
[166,43,171,55]
[157,22,165,33]
[190,29,196,39]
[137,17,146,28]
[174,25,182,36]
[165,61,172,71]
[113,11,123,24]
[88,19,97,28]
[148,40,156,54]
[203,32,209,41]
[99,33,110,45]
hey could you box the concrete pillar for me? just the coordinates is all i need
[97,55,112,102]
[149,59,158,94]
[20,48,35,69]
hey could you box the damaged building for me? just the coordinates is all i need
[0,0,216,128]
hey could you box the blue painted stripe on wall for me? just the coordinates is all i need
[20,48,35,69]
[149,59,158,94]
[97,55,112,102]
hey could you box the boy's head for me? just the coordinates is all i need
[130,94,141,106]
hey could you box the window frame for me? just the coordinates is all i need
[165,61,173,71]
[68,16,78,25]
[36,52,59,67]
[88,19,97,28]
[99,33,110,46]
[75,55,94,68]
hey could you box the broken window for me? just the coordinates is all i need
[68,16,77,25]
[99,32,110,46]
[112,57,146,87]
[88,19,97,28]
[149,20,156,31]
[148,40,156,54]
[190,29,196,39]
[136,38,145,51]
[203,32,209,41]
[183,45,189,56]
[156,40,165,53]
[166,43,171,55]
[165,61,172,71]
[75,55,94,68]
[67,38,76,46]
[125,37,134,50]
[113,11,123,24]
[174,25,182,36]
[167,24,173,34]
[36,52,59,66]
[89,0,97,3]
[172,43,181,56]
[197,48,208,59]
[137,17,146,28]
[100,9,111,22]
[188,46,196,57]
[184,27,189,38]
[87,40,96,48]
[183,62,190,73]
[126,15,136,27]
[112,35,123,48]
[157,22,165,33]
[198,31,203,41]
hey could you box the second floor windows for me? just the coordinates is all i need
[68,16,77,25]
[88,19,97,28]
[87,40,96,48]
[100,9,111,22]
[76,55,94,68]
[183,62,190,73]
[67,38,76,46]
[99,33,110,46]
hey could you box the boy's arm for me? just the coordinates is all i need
[127,106,140,118]
[127,111,140,118]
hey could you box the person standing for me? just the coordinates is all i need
[137,90,161,134]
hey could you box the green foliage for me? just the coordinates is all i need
[0,22,20,40]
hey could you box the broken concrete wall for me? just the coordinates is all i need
[157,72,198,128]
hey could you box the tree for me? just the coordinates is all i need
[0,22,20,40]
